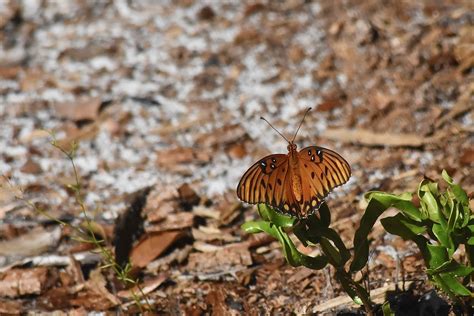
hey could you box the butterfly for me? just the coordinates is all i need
[237,108,351,219]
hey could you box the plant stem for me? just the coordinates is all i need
[338,269,374,316]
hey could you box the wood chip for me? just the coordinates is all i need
[0,299,22,315]
[117,274,167,299]
[0,226,61,259]
[0,267,51,297]
[460,148,474,165]
[324,128,426,147]
[130,231,183,268]
[146,212,194,232]
[19,159,43,174]
[69,269,120,310]
[155,147,211,168]
[287,267,314,283]
[192,226,239,243]
[435,86,473,129]
[187,246,252,274]
[146,245,192,272]
[52,97,102,121]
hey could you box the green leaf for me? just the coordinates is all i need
[432,223,454,254]
[382,213,427,236]
[241,217,327,270]
[426,244,449,270]
[436,273,473,297]
[442,170,469,205]
[323,227,351,264]
[460,202,472,228]
[275,226,328,269]
[320,237,342,267]
[299,215,351,265]
[274,226,303,267]
[241,220,280,239]
[366,191,422,221]
[427,260,474,277]
[468,236,474,245]
[300,253,328,270]
[351,197,386,272]
[293,223,314,246]
[452,184,469,205]
[441,169,454,184]
[257,204,295,227]
[380,214,430,259]
[447,201,460,232]
[335,271,364,305]
[319,202,331,228]
[382,301,395,316]
[419,184,441,222]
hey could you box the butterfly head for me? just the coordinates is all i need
[287,142,297,153]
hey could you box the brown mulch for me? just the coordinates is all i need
[0,1,472,314]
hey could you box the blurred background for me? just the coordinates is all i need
[0,0,472,313]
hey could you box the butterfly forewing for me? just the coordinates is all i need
[237,154,288,204]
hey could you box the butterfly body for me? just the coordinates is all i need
[237,141,351,218]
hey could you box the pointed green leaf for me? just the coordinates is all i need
[442,170,468,204]
[468,236,474,245]
[319,202,331,228]
[323,227,351,264]
[351,196,387,272]
[432,223,454,254]
[241,217,327,269]
[366,191,422,221]
[320,237,342,267]
[426,244,449,269]
[460,203,472,228]
[257,204,295,227]
[382,213,426,236]
[437,273,472,296]
[382,301,395,316]
[427,260,474,277]
[274,226,303,267]
[352,191,418,271]
[300,254,328,270]
[447,201,460,232]
[241,220,280,238]
[299,215,351,265]
[419,188,440,222]
[335,271,364,305]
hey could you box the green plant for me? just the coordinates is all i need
[357,170,473,309]
[242,203,375,315]
[4,136,154,313]
[242,170,473,315]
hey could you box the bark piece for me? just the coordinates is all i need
[52,97,102,122]
[324,128,426,147]
[130,231,183,268]
[117,274,167,299]
[0,267,51,297]
[146,212,194,232]
[0,227,61,259]
[187,246,252,274]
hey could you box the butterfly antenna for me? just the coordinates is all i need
[291,107,312,142]
[260,116,290,143]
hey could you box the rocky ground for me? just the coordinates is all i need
[0,0,472,314]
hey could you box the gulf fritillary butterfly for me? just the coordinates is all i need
[237,108,351,218]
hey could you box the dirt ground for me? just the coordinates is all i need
[0,0,472,314]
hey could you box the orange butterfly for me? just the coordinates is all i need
[237,108,351,218]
